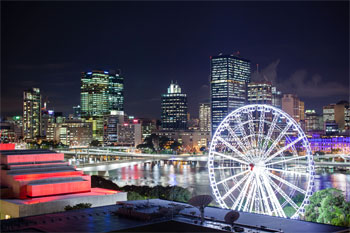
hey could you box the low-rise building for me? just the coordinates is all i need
[156,130,211,152]
[117,123,142,147]
[47,120,92,147]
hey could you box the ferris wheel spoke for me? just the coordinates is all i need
[216,169,250,185]
[233,115,253,152]
[213,151,250,165]
[262,122,292,159]
[264,136,305,163]
[260,113,279,156]
[265,173,299,211]
[267,172,307,194]
[214,166,246,170]
[266,155,308,166]
[225,126,250,159]
[255,179,264,214]
[256,175,273,215]
[261,173,286,217]
[246,177,257,212]
[221,171,251,200]
[244,177,256,212]
[265,167,309,177]
[257,108,265,151]
[247,111,257,149]
[232,172,254,210]
[214,138,251,164]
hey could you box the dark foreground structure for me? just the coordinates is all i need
[1,199,348,233]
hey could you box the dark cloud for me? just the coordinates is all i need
[278,70,349,98]
[254,60,349,99]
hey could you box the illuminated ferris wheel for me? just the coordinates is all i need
[208,104,315,219]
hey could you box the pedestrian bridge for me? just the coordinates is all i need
[56,147,350,171]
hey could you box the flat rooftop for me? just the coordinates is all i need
[0,199,347,233]
[0,149,57,156]
[2,188,120,206]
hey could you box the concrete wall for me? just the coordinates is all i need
[1,191,127,219]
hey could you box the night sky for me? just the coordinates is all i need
[2,1,349,119]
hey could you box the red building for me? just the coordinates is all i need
[0,148,126,219]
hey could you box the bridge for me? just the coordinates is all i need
[55,147,350,171]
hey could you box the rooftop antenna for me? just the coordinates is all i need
[224,211,240,227]
[188,195,213,225]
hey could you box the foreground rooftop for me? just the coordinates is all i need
[1,199,347,233]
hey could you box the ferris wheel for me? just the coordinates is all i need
[208,104,315,219]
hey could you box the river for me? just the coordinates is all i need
[84,161,350,202]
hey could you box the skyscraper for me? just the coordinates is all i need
[199,103,211,132]
[272,86,283,108]
[210,54,251,134]
[23,88,41,141]
[108,70,124,111]
[80,70,124,142]
[161,82,187,130]
[281,94,304,123]
[247,81,272,105]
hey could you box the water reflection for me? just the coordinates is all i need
[85,162,350,201]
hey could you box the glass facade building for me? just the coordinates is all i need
[199,103,211,132]
[210,54,251,134]
[247,81,272,105]
[108,70,124,112]
[80,70,124,142]
[161,82,188,130]
[23,88,41,141]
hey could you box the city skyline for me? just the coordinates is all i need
[2,1,349,118]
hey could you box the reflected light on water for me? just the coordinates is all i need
[85,162,349,200]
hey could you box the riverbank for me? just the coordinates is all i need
[91,175,191,202]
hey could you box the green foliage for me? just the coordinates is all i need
[91,175,191,203]
[64,203,92,211]
[138,134,182,153]
[90,140,100,147]
[313,151,325,155]
[127,192,147,201]
[305,188,350,227]
[165,186,191,202]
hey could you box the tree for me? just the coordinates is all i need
[64,203,92,211]
[170,140,181,151]
[137,134,159,152]
[90,140,100,147]
[305,188,350,227]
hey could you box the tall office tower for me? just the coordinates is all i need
[247,81,272,104]
[210,54,251,134]
[81,70,124,142]
[199,103,211,132]
[108,70,124,111]
[272,86,283,108]
[103,111,125,145]
[41,110,55,137]
[281,94,304,123]
[161,82,188,130]
[23,88,41,141]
